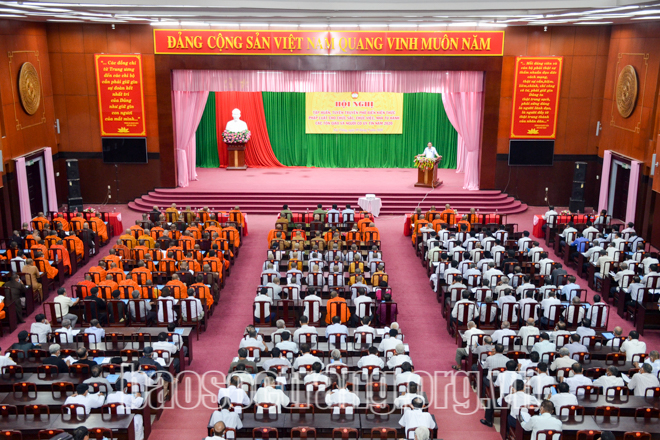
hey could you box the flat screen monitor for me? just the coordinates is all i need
[102,137,148,164]
[508,139,554,166]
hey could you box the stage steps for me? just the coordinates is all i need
[128,188,528,215]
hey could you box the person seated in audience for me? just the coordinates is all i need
[548,381,577,411]
[388,343,413,370]
[106,378,145,440]
[450,290,476,325]
[210,397,243,431]
[575,319,596,339]
[396,361,421,386]
[325,290,352,325]
[400,396,436,434]
[586,294,608,328]
[9,330,38,353]
[358,346,385,369]
[30,313,52,344]
[527,361,555,395]
[253,287,274,323]
[453,321,483,371]
[560,276,580,302]
[620,330,646,362]
[228,363,254,388]
[483,344,510,382]
[550,263,568,287]
[64,383,105,416]
[628,362,660,396]
[42,343,71,373]
[83,364,112,393]
[275,331,298,354]
[217,374,250,406]
[520,399,562,438]
[109,290,127,324]
[84,319,106,349]
[592,366,625,396]
[565,333,588,359]
[294,343,324,369]
[489,379,539,429]
[301,290,323,324]
[180,288,204,322]
[378,328,401,354]
[532,333,556,358]
[549,348,576,375]
[518,318,539,346]
[563,296,585,325]
[129,290,151,321]
[518,351,540,377]
[325,376,361,412]
[0,345,16,369]
[73,347,97,368]
[491,321,516,345]
[240,328,266,353]
[540,288,561,325]
[605,326,624,347]
[562,363,592,395]
[153,332,179,370]
[394,381,425,409]
[292,316,318,345]
[304,362,331,388]
[354,315,376,344]
[264,347,293,373]
[99,274,119,294]
[326,315,349,346]
[640,350,660,376]
[253,372,289,413]
[548,321,570,345]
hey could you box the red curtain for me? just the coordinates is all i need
[215,91,284,168]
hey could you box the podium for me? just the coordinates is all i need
[415,156,442,188]
[226,142,247,170]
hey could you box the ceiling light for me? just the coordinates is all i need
[359,24,386,27]
[240,23,268,26]
[432,16,449,18]
[0,12,23,16]
[629,9,660,15]
[478,22,507,27]
[447,22,478,26]
[329,24,358,27]
[47,19,84,22]
[388,24,414,27]
[583,5,639,14]
[575,21,613,24]
[206,22,238,26]
[631,15,660,19]
[269,23,297,27]
[299,24,327,28]
[178,21,208,26]
[416,24,443,27]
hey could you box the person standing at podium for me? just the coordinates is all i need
[421,142,440,159]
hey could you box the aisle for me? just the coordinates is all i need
[375,217,501,440]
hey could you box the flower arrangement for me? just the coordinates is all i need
[83,207,96,213]
[414,155,436,170]
[222,129,251,144]
[560,210,572,216]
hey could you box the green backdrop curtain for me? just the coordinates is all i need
[195,92,220,168]
[262,92,457,168]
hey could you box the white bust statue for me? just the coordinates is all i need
[225,108,248,132]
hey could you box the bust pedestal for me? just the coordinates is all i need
[226,142,247,170]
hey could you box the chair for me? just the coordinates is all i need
[605,353,626,366]
[644,387,660,398]
[0,432,21,440]
[576,431,602,440]
[635,407,660,421]
[23,404,50,416]
[558,404,584,422]
[253,428,279,440]
[332,428,358,440]
[2,365,24,380]
[370,428,398,440]
[61,403,88,419]
[291,427,317,440]
[605,386,629,402]
[51,382,75,398]
[12,382,37,399]
[536,430,562,440]
[622,433,651,440]
[38,431,65,440]
[576,385,600,400]
[36,365,59,380]
[88,428,114,440]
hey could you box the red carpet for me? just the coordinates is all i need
[2,206,657,439]
[128,168,527,215]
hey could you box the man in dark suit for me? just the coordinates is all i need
[73,347,98,368]
[8,330,38,354]
[86,287,108,325]
[2,273,25,323]
[551,263,569,286]
[41,344,70,373]
[138,346,174,396]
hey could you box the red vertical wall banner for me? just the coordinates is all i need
[510,56,563,139]
[94,54,146,136]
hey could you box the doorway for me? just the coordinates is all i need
[607,159,631,221]
[25,156,47,216]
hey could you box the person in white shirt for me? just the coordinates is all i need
[538,255,556,277]
[486,379,539,428]
[217,375,250,406]
[518,351,540,377]
[396,362,422,386]
[325,315,349,346]
[549,382,577,413]
[354,315,377,347]
[210,397,243,430]
[518,231,532,253]
[540,291,561,327]
[497,289,518,322]
[642,350,660,377]
[454,321,483,370]
[0,349,16,370]
[421,142,440,159]
[53,287,79,328]
[563,297,585,325]
[550,322,571,345]
[157,292,178,324]
[262,348,292,373]
[181,289,204,322]
[357,346,385,369]
[239,328,267,352]
[353,289,373,319]
[106,379,145,440]
[325,377,361,412]
[379,328,402,355]
[518,291,539,322]
[628,363,660,396]
[253,288,274,322]
[564,334,588,359]
[275,331,298,354]
[342,204,355,222]
[301,290,322,324]
[451,290,476,324]
[620,331,647,362]
[294,344,324,369]
[520,400,562,439]
[549,348,576,375]
[265,277,282,300]
[586,294,608,328]
[64,383,105,416]
[532,333,557,359]
[304,362,330,389]
[293,316,319,345]
[491,321,516,345]
[129,290,151,321]
[399,397,436,438]
[542,206,558,228]
[394,382,425,409]
[575,320,596,339]
[592,366,625,396]
[605,326,624,348]
[388,344,413,370]
[253,372,290,413]
[30,314,51,344]
[84,319,105,348]
[527,362,556,395]
[563,363,592,396]
[518,318,540,346]
[54,318,76,344]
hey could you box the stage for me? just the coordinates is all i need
[128,167,527,215]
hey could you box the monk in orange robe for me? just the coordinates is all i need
[51,216,70,232]
[103,249,123,270]
[222,226,240,248]
[44,231,60,248]
[186,223,202,240]
[98,275,119,293]
[357,217,372,233]
[65,235,85,258]
[229,206,245,227]
[30,242,49,259]
[50,240,71,275]
[165,274,187,299]
[150,226,165,240]
[158,254,177,273]
[441,204,457,226]
[206,225,222,237]
[89,216,108,242]
[363,223,381,241]
[143,256,157,272]
[325,290,351,324]
[118,277,139,292]
[132,241,150,261]
[183,255,201,272]
[179,233,195,251]
[165,204,180,222]
[130,261,153,284]
[203,251,223,274]
[32,213,50,231]
[137,231,155,249]
[112,239,130,260]
[129,223,144,238]
[191,275,214,307]
[89,261,108,284]
[107,263,125,283]
[141,280,160,299]
[77,275,97,298]
[34,251,58,279]
[70,215,85,231]
[431,215,445,231]
[267,224,287,245]
[120,230,137,249]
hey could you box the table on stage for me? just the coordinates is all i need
[358,195,382,217]
[108,212,123,237]
[532,215,545,238]
[532,213,591,239]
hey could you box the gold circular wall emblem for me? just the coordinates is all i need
[18,62,41,115]
[616,64,638,119]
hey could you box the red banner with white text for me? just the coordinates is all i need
[94,54,146,137]
[153,29,504,56]
[510,56,563,139]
